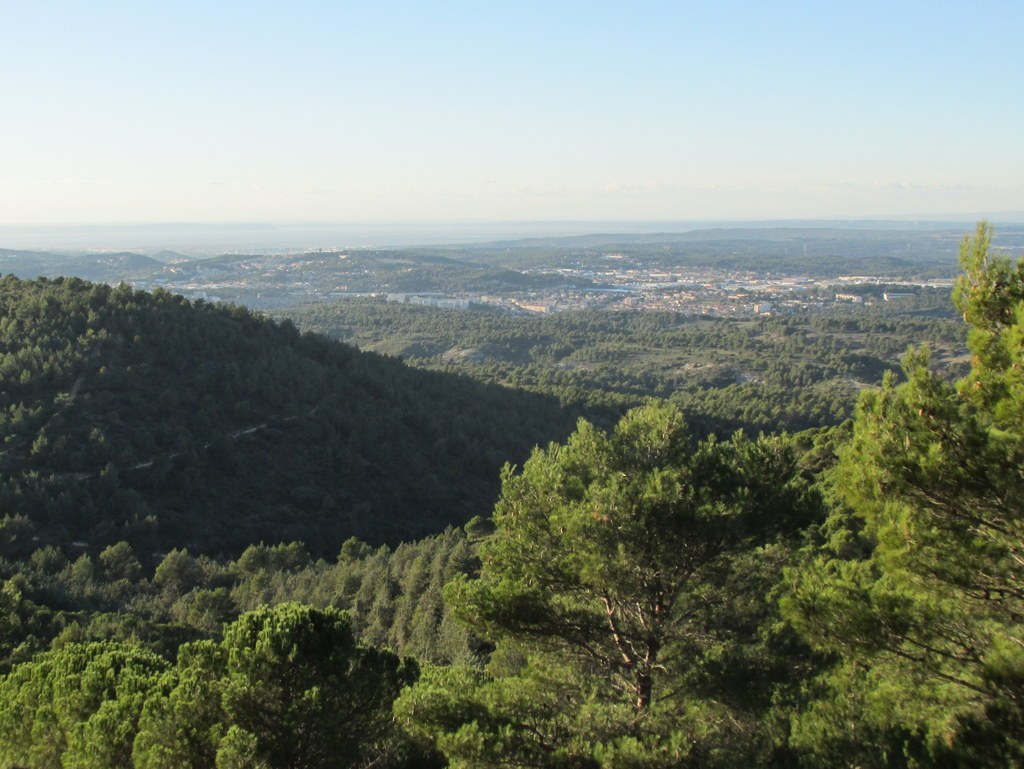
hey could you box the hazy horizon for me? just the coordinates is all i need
[3,216,1022,256]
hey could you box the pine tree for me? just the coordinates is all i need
[784,223,1024,767]
[398,403,818,768]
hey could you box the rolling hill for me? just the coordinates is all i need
[0,275,579,557]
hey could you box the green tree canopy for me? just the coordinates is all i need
[399,402,820,768]
[0,641,168,769]
[784,223,1024,767]
[133,603,418,769]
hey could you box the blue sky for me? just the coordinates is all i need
[1,1,1021,223]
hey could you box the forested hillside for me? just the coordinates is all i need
[0,275,579,555]
[2,224,1023,768]
[284,298,966,434]
[397,223,1024,767]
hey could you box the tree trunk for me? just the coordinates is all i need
[635,668,652,710]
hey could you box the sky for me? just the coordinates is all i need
[1,1,1022,226]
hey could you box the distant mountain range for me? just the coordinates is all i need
[1,218,1022,254]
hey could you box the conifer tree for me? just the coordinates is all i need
[398,403,818,768]
[784,223,1024,766]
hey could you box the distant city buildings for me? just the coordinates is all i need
[125,247,953,319]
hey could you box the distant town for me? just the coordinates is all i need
[131,249,955,318]
[6,223,1016,317]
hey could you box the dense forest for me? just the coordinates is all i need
[283,294,966,434]
[1,224,1023,768]
[0,275,582,553]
